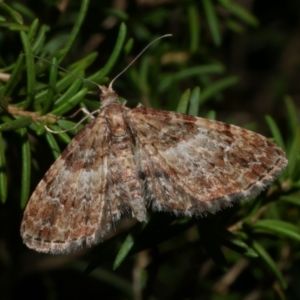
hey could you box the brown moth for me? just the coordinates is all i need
[20,83,287,254]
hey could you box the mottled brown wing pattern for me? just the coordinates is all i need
[127,107,287,215]
[21,86,287,254]
[21,116,115,254]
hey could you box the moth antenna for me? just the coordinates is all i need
[20,54,101,88]
[108,34,172,90]
[21,34,172,91]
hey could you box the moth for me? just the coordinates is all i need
[20,84,287,254]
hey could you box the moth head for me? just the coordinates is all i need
[98,85,119,107]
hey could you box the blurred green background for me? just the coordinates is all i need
[0,0,300,299]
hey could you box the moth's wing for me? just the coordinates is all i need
[127,107,287,216]
[21,116,119,254]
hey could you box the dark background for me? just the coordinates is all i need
[0,0,300,299]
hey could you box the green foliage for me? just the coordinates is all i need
[0,0,299,299]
